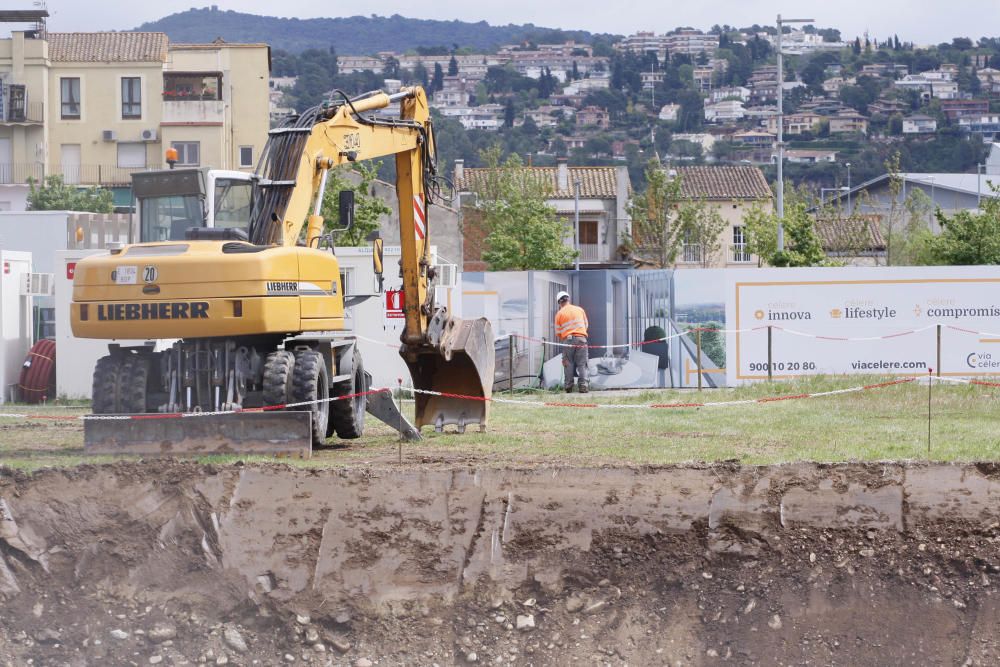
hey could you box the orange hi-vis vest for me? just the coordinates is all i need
[555,304,589,340]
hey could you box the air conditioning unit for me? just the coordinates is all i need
[102,129,117,142]
[434,262,458,288]
[140,128,158,142]
[20,272,54,297]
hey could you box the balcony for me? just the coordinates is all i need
[0,100,43,125]
[56,164,152,187]
[0,163,153,187]
[0,163,44,185]
[577,243,611,263]
[162,99,224,125]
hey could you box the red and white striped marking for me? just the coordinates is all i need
[413,193,426,240]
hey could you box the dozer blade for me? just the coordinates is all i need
[403,313,495,433]
[84,411,313,458]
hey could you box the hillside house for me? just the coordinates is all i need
[455,159,632,271]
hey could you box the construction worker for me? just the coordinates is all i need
[554,291,589,393]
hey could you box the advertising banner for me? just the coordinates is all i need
[725,267,1000,385]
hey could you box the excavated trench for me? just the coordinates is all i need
[1,461,1000,666]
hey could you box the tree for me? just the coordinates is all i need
[475,146,576,270]
[411,61,429,88]
[382,56,400,79]
[503,98,515,128]
[27,175,113,213]
[448,54,459,76]
[742,198,825,267]
[626,159,726,268]
[431,63,444,92]
[917,185,1000,264]
[318,162,391,247]
[769,202,826,267]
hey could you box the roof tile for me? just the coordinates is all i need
[48,32,168,63]
[456,166,629,199]
[675,165,773,201]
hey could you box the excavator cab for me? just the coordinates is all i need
[133,168,256,242]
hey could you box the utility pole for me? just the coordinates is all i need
[775,14,813,252]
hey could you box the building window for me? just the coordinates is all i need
[732,225,751,262]
[121,77,141,119]
[239,146,253,168]
[61,77,81,119]
[171,141,200,166]
[117,142,146,168]
[163,73,222,101]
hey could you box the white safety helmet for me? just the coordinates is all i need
[556,291,570,303]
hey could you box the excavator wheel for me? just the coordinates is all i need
[291,350,329,448]
[92,355,123,414]
[119,355,151,414]
[329,348,366,439]
[262,350,295,407]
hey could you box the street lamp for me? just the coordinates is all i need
[573,178,581,271]
[775,13,814,252]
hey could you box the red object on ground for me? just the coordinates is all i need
[18,339,56,404]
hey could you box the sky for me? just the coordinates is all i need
[38,0,1000,47]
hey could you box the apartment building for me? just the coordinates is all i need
[664,30,719,57]
[0,17,269,211]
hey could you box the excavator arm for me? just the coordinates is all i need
[251,87,494,431]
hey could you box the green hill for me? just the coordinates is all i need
[134,8,604,54]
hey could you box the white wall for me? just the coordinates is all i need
[0,186,29,213]
[0,251,32,403]
[337,246,464,389]
[54,249,154,400]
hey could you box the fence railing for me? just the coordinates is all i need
[0,163,155,187]
[66,213,134,249]
[682,243,703,263]
[578,243,607,263]
[56,164,151,187]
[1,100,44,124]
[0,162,44,184]
[730,243,752,263]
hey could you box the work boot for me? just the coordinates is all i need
[577,383,589,394]
[564,385,574,393]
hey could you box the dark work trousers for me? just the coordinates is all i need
[562,335,589,390]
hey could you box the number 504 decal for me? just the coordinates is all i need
[343,132,361,150]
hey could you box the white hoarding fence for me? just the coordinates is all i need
[725,267,1000,385]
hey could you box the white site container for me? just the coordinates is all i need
[0,251,33,404]
[54,249,152,400]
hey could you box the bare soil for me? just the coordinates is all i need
[1,462,999,666]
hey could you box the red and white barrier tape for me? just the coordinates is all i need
[401,377,917,410]
[0,388,389,422]
[3,374,997,425]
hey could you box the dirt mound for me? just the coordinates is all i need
[1,462,999,665]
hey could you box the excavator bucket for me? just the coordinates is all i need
[403,312,495,433]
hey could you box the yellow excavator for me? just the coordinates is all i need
[70,86,494,455]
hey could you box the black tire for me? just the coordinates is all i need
[329,348,366,439]
[262,350,295,407]
[118,355,151,414]
[291,350,330,448]
[92,355,122,414]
